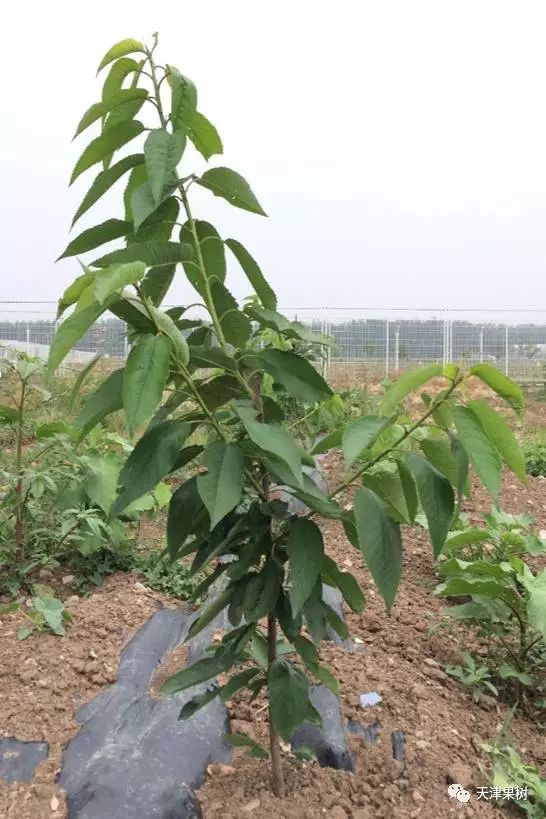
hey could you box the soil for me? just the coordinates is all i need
[1,400,546,818]
[0,575,173,819]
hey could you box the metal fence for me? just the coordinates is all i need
[1,303,546,385]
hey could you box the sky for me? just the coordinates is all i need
[3,1,546,318]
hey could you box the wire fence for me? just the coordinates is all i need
[1,303,546,386]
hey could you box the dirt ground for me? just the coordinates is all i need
[1,399,546,818]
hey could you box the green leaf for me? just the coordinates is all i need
[168,67,197,132]
[167,476,208,558]
[353,487,402,610]
[144,129,186,203]
[405,452,454,556]
[33,596,66,636]
[70,120,144,184]
[220,669,261,702]
[56,273,94,318]
[112,421,191,516]
[74,89,148,138]
[179,686,220,720]
[342,415,388,467]
[452,405,502,497]
[225,239,276,310]
[469,400,526,483]
[209,281,252,347]
[188,588,236,641]
[160,655,225,696]
[189,346,237,372]
[187,111,223,160]
[36,421,72,439]
[58,219,130,260]
[224,733,268,759]
[362,467,414,525]
[72,154,144,226]
[94,261,146,303]
[101,57,140,101]
[245,305,329,345]
[521,570,546,643]
[380,364,443,416]
[130,183,162,232]
[97,38,145,72]
[181,220,226,292]
[124,164,148,220]
[200,375,244,410]
[0,404,20,424]
[93,240,191,268]
[256,349,332,404]
[129,195,179,245]
[75,369,124,436]
[236,406,303,487]
[243,562,282,621]
[470,363,524,412]
[268,659,316,741]
[436,577,518,607]
[444,529,490,550]
[420,437,466,494]
[310,428,343,455]
[322,554,365,613]
[197,441,244,528]
[140,264,176,305]
[48,299,109,373]
[84,453,120,513]
[147,305,190,366]
[123,334,172,433]
[196,167,267,216]
[287,519,324,615]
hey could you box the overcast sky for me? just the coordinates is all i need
[3,1,546,318]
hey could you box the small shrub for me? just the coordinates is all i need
[483,740,546,818]
[134,551,203,600]
[523,440,546,477]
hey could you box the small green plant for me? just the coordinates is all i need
[442,507,546,563]
[444,651,498,701]
[436,550,546,705]
[523,440,546,477]
[483,740,546,818]
[0,585,73,640]
[0,414,168,594]
[134,550,203,600]
[52,33,527,795]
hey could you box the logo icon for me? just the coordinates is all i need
[448,784,471,803]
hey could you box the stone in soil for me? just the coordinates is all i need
[0,738,49,783]
[290,685,355,772]
[59,607,232,818]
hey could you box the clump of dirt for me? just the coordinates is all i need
[0,574,171,819]
[149,642,190,697]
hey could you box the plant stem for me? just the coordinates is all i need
[14,379,27,559]
[267,613,285,798]
[329,378,461,501]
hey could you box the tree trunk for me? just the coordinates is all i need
[267,613,285,797]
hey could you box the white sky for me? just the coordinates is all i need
[3,1,546,315]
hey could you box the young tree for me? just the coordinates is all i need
[51,35,526,796]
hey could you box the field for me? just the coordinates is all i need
[1,355,546,819]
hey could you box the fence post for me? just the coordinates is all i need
[385,319,390,378]
[505,325,509,376]
[394,325,400,372]
[26,323,30,355]
[123,327,129,360]
[479,328,484,363]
